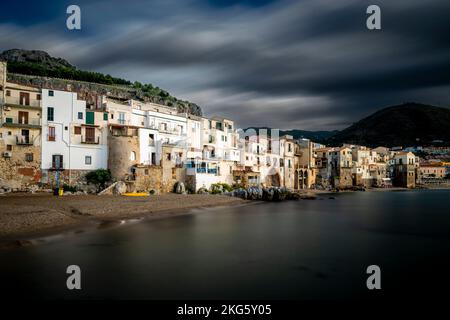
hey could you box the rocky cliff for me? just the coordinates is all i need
[1,49,202,116]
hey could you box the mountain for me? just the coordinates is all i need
[244,127,337,143]
[0,49,202,115]
[326,103,450,147]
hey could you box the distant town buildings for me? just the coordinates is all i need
[0,61,448,192]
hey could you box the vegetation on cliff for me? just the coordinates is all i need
[0,49,201,115]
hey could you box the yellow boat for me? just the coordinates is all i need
[122,192,149,197]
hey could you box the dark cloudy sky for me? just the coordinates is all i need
[1,0,449,130]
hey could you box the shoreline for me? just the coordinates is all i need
[0,193,248,249]
[1,187,448,249]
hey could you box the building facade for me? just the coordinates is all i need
[40,89,108,186]
[0,62,42,189]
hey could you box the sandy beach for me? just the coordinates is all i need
[0,193,246,243]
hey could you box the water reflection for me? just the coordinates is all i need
[1,190,449,299]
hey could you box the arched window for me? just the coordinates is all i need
[130,151,136,161]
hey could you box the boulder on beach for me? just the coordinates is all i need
[113,181,127,195]
[174,181,186,194]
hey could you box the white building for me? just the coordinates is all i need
[106,98,188,166]
[41,89,108,184]
[185,116,241,191]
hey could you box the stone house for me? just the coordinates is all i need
[0,62,42,189]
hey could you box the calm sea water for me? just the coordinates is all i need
[1,190,449,299]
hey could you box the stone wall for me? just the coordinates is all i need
[336,167,353,189]
[0,141,41,191]
[161,145,186,193]
[393,164,416,188]
[41,169,91,188]
[134,165,163,193]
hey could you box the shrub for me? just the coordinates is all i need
[63,184,78,192]
[210,183,233,194]
[85,169,112,192]
[219,183,233,192]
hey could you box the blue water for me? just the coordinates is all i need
[1,190,449,299]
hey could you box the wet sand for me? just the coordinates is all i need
[0,193,246,243]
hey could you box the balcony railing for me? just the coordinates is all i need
[195,167,218,174]
[3,117,41,127]
[16,135,34,145]
[81,136,100,144]
[5,97,41,108]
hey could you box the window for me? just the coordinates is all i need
[166,153,171,161]
[47,107,54,121]
[110,113,114,119]
[74,126,81,135]
[130,151,136,161]
[144,169,149,175]
[8,131,11,136]
[149,134,155,146]
[48,90,54,96]
[52,155,63,169]
[85,156,92,165]
[48,126,56,141]
[64,126,68,131]
[19,92,30,105]
[36,94,41,100]
[86,111,94,125]
[78,112,83,120]
[18,111,29,124]
[118,112,126,125]
[6,90,11,96]
[25,153,33,162]
[6,144,12,151]
[288,143,292,152]
[103,113,108,121]
[159,122,167,131]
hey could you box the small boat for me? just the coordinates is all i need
[122,192,149,197]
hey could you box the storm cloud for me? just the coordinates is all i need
[1,0,449,130]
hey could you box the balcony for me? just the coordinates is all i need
[4,95,41,109]
[186,160,219,175]
[3,117,41,128]
[81,136,100,144]
[194,167,218,174]
[159,127,186,136]
[16,135,34,146]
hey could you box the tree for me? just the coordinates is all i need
[85,169,112,192]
